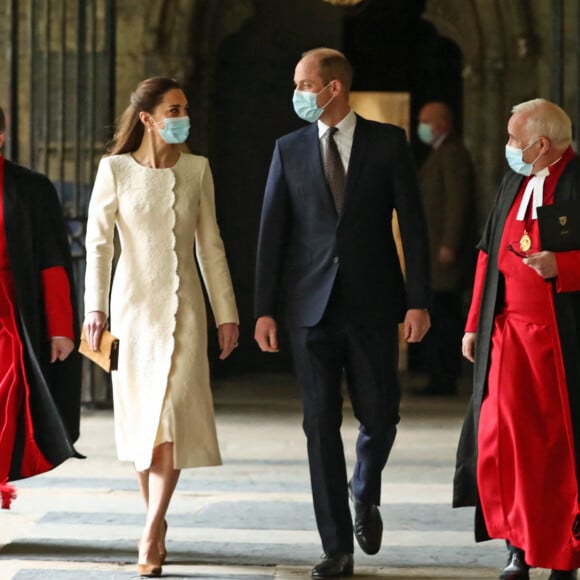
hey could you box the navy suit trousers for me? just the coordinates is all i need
[288,286,400,554]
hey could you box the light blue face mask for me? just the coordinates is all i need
[417,122,434,145]
[505,139,541,176]
[292,83,334,123]
[154,116,190,144]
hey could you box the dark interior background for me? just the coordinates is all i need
[206,0,462,375]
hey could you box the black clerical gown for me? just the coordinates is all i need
[0,157,82,508]
[454,149,580,569]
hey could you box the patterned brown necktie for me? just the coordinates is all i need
[323,126,345,213]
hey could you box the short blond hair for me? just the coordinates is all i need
[512,98,572,147]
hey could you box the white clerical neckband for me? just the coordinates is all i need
[516,166,550,221]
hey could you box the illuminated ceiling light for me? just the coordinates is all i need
[322,0,366,6]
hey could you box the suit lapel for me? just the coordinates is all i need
[301,118,369,220]
[339,115,369,222]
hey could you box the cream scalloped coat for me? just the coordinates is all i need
[84,153,239,471]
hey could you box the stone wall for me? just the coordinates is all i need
[0,0,9,115]
[424,0,579,223]
[3,0,578,205]
[0,0,14,156]
[2,0,580,378]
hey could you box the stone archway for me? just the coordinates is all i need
[140,0,255,155]
[423,0,537,222]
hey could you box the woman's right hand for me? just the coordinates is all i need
[83,311,108,351]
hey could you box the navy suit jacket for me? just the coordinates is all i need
[255,115,431,328]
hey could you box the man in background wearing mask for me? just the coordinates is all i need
[454,98,580,580]
[413,101,476,396]
[254,47,431,577]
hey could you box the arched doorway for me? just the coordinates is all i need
[210,0,465,375]
[342,1,463,162]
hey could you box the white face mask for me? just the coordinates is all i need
[505,139,541,176]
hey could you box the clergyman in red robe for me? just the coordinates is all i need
[454,99,580,580]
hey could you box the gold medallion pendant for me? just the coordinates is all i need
[519,230,532,253]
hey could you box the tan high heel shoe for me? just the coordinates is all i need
[137,537,162,577]
[136,562,162,577]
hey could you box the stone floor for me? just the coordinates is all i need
[0,372,555,579]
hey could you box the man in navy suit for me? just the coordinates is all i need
[254,48,431,578]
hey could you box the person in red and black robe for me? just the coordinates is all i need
[453,99,580,580]
[0,106,82,509]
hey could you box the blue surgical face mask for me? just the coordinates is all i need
[292,83,334,123]
[417,122,434,145]
[505,139,541,176]
[153,116,190,144]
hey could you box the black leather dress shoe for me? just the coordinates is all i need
[499,546,529,579]
[548,571,578,580]
[311,553,354,578]
[348,481,383,555]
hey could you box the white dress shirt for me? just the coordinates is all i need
[318,109,357,174]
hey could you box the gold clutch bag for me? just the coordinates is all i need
[79,329,119,373]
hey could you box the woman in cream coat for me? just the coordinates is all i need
[83,77,239,577]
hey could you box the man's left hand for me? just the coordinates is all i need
[403,309,431,343]
[523,251,558,279]
[50,337,74,362]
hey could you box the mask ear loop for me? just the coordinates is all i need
[522,138,539,153]
[317,81,336,110]
[150,117,165,128]
[523,138,543,168]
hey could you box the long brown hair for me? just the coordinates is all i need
[106,77,182,156]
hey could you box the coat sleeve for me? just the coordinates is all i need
[464,250,488,332]
[194,158,239,327]
[34,173,72,270]
[42,266,74,339]
[33,172,77,339]
[390,128,431,309]
[254,141,292,319]
[84,157,118,316]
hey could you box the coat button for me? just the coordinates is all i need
[333,257,339,264]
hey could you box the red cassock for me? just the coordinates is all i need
[467,151,580,570]
[0,156,78,508]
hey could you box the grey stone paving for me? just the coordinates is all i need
[13,573,273,579]
[0,372,555,579]
[32,502,473,532]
